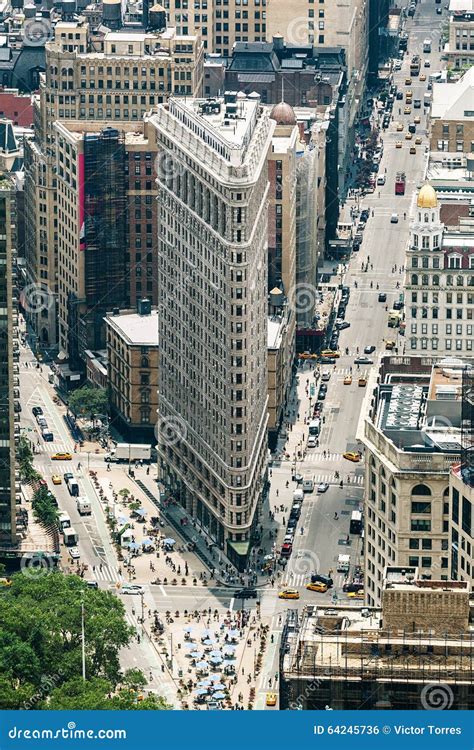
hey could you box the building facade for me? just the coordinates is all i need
[446,0,474,70]
[105,303,159,442]
[0,174,18,550]
[405,183,474,358]
[362,358,466,607]
[151,94,274,570]
[23,20,203,353]
[430,67,474,153]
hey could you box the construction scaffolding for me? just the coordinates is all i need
[82,128,127,351]
[280,607,474,710]
[461,364,474,488]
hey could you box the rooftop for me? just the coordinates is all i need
[431,67,474,121]
[105,309,159,347]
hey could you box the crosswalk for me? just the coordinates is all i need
[279,570,347,589]
[92,564,124,583]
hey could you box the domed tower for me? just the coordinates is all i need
[269,101,297,127]
[409,183,443,253]
[404,183,445,356]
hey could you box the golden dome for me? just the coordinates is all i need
[417,183,437,209]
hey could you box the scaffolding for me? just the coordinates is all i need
[280,608,474,710]
[461,364,474,488]
[82,128,127,351]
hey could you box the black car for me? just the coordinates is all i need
[378,292,387,302]
[436,6,442,12]
[234,588,258,599]
[337,307,346,318]
[360,209,369,221]
[393,300,404,310]
[317,389,327,401]
[364,345,376,354]
[32,406,43,417]
[396,91,403,100]
[355,357,374,365]
[320,357,336,364]
[87,581,99,590]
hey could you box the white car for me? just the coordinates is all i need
[307,436,318,449]
[321,371,331,382]
[376,175,386,186]
[120,584,144,595]
[394,61,402,71]
[317,482,329,493]
[69,547,80,560]
[390,213,399,223]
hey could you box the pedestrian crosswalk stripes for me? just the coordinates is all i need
[92,564,123,583]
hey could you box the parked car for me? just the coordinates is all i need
[376,175,386,186]
[378,293,387,302]
[32,406,43,417]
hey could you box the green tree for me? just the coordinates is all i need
[32,487,59,527]
[17,435,41,483]
[49,676,171,710]
[68,386,108,421]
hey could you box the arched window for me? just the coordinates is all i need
[424,213,429,222]
[443,487,449,497]
[446,275,453,286]
[141,356,149,368]
[432,275,439,286]
[422,274,429,286]
[411,274,418,285]
[411,484,431,496]
[456,275,464,286]
[432,213,435,221]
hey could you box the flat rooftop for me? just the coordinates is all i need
[267,315,284,350]
[177,96,260,148]
[106,309,159,347]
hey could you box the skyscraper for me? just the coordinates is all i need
[151,94,274,570]
[0,173,18,548]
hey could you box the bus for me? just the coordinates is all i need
[350,511,363,535]
[410,56,420,76]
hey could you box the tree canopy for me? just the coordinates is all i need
[0,572,171,710]
[68,386,108,421]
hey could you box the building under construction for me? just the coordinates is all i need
[280,571,474,710]
[74,128,127,363]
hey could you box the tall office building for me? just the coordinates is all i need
[0,174,18,548]
[24,19,203,355]
[151,94,274,570]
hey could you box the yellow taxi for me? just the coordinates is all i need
[396,122,404,132]
[343,451,361,463]
[404,106,411,115]
[405,77,412,85]
[51,452,73,461]
[343,375,352,385]
[278,589,300,600]
[405,90,413,99]
[420,73,426,81]
[306,582,328,593]
[320,350,340,358]
[0,577,12,588]
[395,141,402,149]
[266,692,277,707]
[414,115,421,124]
[385,340,396,350]
[51,474,62,485]
[347,590,365,599]
[410,146,417,154]
[358,377,367,387]
[415,136,422,145]
[405,132,413,140]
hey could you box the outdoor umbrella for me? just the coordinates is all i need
[184,626,193,634]
[126,542,140,551]
[117,515,128,526]
[190,651,204,659]
[209,674,221,682]
[197,679,212,688]
[194,688,208,696]
[209,650,222,659]
[136,508,147,516]
[209,656,223,665]
[196,661,209,670]
[202,638,215,646]
[210,683,226,691]
[142,537,153,546]
[163,538,176,546]
[227,629,240,639]
[201,629,212,638]
[223,647,236,658]
[212,692,226,700]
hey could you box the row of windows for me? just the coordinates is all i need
[410,273,474,286]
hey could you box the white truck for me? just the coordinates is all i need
[63,527,78,546]
[76,497,92,516]
[105,443,151,463]
[293,489,304,503]
[423,38,431,53]
[58,512,71,530]
[337,554,350,573]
